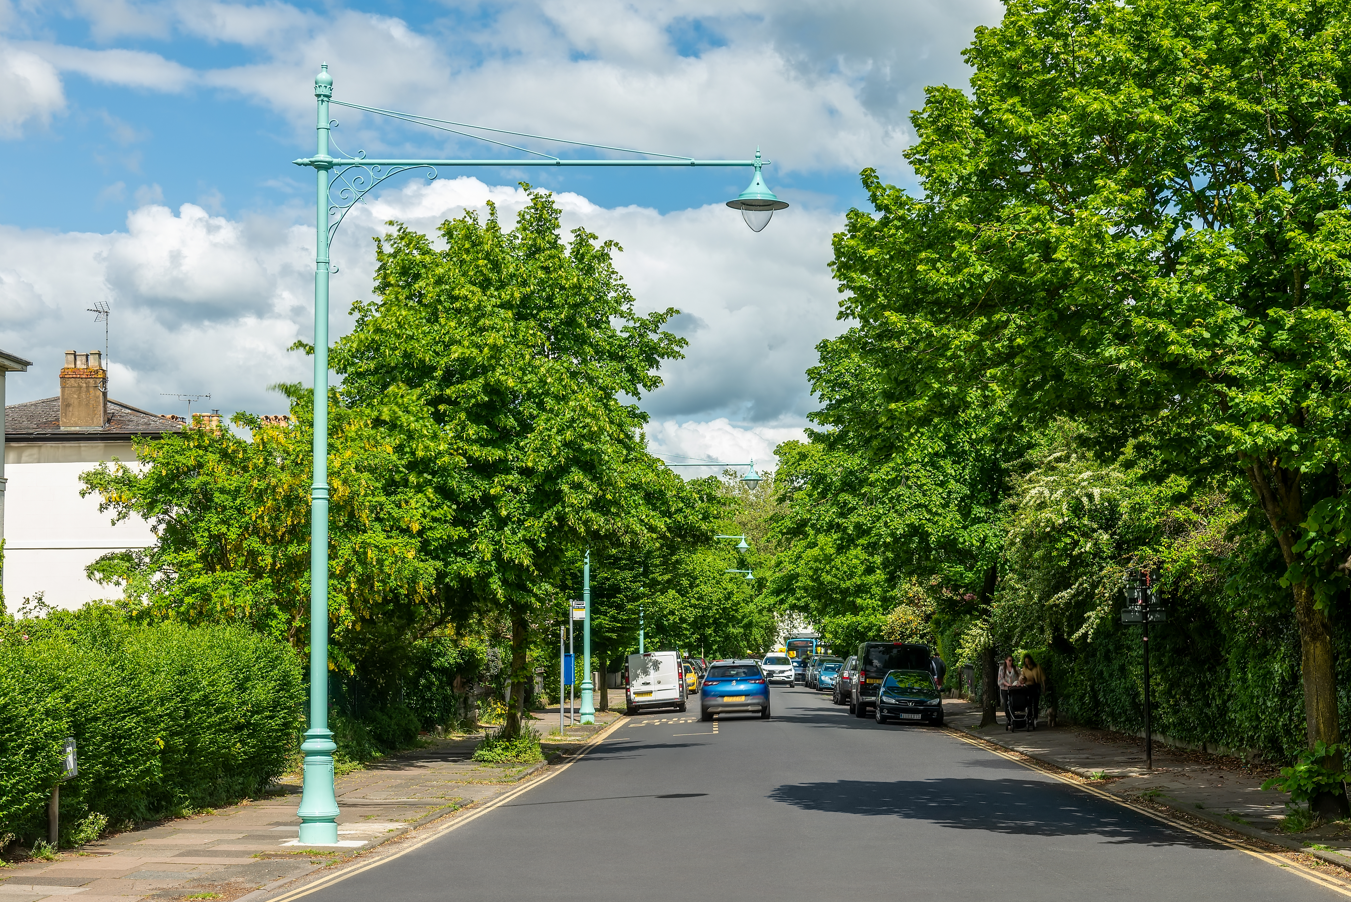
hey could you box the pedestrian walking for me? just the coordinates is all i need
[1021,653,1047,727]
[998,654,1019,722]
[930,650,947,689]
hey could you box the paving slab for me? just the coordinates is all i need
[0,707,625,902]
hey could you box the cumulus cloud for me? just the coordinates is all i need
[0,175,842,463]
[0,44,64,138]
[5,1,999,176]
[645,418,807,475]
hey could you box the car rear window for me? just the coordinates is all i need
[821,663,842,673]
[883,670,937,693]
[861,644,929,675]
[763,656,790,665]
[707,665,760,679]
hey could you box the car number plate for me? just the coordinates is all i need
[634,691,653,697]
[901,712,922,721]
[723,695,746,702]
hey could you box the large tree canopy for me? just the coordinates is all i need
[330,189,688,735]
[832,0,1351,811]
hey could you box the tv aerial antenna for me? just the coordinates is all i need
[161,392,211,422]
[87,301,109,390]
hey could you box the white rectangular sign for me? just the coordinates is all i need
[571,602,586,621]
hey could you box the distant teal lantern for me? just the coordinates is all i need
[741,460,762,488]
[726,150,789,232]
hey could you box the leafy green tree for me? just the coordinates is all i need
[770,326,1019,721]
[81,389,438,676]
[832,0,1351,812]
[330,189,686,737]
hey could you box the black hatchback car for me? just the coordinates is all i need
[850,641,932,717]
[873,668,944,726]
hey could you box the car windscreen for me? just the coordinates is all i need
[763,656,790,666]
[821,663,842,673]
[861,644,930,675]
[882,670,938,696]
[707,665,760,679]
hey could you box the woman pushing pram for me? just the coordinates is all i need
[1003,653,1047,731]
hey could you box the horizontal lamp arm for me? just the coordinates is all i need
[295,157,768,169]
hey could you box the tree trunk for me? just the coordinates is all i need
[979,645,998,728]
[1294,581,1350,818]
[977,564,999,728]
[597,646,609,712]
[501,611,529,740]
[1246,458,1348,818]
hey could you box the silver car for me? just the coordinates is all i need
[761,653,795,686]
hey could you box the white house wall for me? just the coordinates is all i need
[3,443,154,611]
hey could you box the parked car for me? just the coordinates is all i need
[807,655,842,689]
[816,660,843,692]
[700,660,770,720]
[683,660,700,694]
[624,650,687,715]
[874,668,944,726]
[833,655,858,705]
[761,653,796,687]
[850,642,931,718]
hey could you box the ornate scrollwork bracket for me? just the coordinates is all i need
[328,158,438,243]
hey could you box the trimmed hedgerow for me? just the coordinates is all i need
[0,608,302,846]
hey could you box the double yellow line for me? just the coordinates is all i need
[947,729,1351,898]
[268,717,628,902]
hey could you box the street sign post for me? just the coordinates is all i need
[49,737,77,844]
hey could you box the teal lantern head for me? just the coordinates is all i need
[726,149,788,232]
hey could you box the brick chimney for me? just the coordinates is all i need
[59,350,106,429]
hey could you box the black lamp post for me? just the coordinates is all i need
[1122,569,1165,770]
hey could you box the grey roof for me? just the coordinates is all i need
[5,397,183,442]
[0,349,32,371]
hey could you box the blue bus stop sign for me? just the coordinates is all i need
[563,654,575,686]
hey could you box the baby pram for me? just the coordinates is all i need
[1005,685,1036,732]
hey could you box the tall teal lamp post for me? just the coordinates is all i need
[580,551,595,725]
[291,65,787,841]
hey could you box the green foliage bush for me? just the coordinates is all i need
[0,607,302,846]
[472,728,543,765]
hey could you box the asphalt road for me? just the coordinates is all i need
[309,685,1345,901]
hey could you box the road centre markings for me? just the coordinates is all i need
[265,716,628,902]
[946,728,1351,899]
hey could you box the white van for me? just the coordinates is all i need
[624,651,687,715]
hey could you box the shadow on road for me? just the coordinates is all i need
[505,792,709,808]
[768,779,1214,848]
[578,739,710,760]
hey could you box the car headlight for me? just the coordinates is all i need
[880,692,899,703]
[926,697,942,706]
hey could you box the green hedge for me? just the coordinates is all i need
[0,608,302,846]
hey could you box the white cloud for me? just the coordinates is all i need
[0,43,64,138]
[645,418,805,475]
[0,176,842,453]
[23,42,192,92]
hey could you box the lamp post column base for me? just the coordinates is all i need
[579,680,595,725]
[296,728,339,844]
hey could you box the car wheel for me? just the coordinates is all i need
[875,706,887,725]
[701,708,712,722]
[678,701,687,713]
[934,710,945,727]
[761,704,771,719]
[854,699,869,718]
[625,706,638,717]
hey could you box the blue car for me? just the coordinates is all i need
[817,661,842,691]
[700,659,771,721]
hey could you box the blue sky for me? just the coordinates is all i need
[0,0,1001,466]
